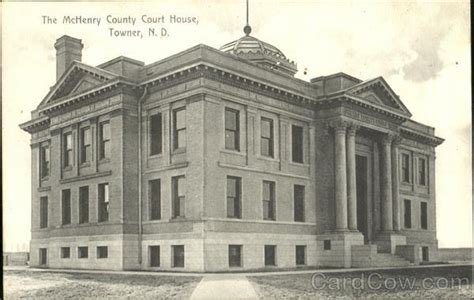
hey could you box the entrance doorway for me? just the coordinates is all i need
[356,155,369,243]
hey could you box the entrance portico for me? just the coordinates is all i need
[327,116,407,254]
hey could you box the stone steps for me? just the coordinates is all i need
[352,245,413,267]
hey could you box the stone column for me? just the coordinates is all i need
[333,121,348,231]
[381,134,393,232]
[391,136,401,231]
[346,125,359,231]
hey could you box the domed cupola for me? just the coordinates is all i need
[219,4,298,76]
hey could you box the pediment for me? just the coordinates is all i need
[38,62,117,108]
[345,77,411,117]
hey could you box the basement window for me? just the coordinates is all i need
[97,246,108,259]
[324,240,331,250]
[78,247,88,259]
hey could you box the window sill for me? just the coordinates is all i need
[149,153,164,159]
[288,161,310,168]
[63,166,73,172]
[80,162,91,168]
[258,155,278,162]
[172,148,187,154]
[40,176,50,181]
[221,149,245,156]
[170,217,187,222]
[98,158,110,165]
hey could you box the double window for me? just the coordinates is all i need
[149,179,161,220]
[98,183,109,222]
[61,189,71,225]
[150,113,163,155]
[80,127,91,164]
[79,186,89,224]
[226,176,241,218]
[172,176,185,218]
[225,108,240,151]
[173,108,186,150]
[260,118,274,157]
[40,144,50,178]
[262,181,275,220]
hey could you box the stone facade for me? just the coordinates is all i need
[20,35,443,271]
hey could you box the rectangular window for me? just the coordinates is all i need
[149,179,161,220]
[262,181,275,220]
[60,247,70,259]
[324,240,331,250]
[404,199,412,229]
[296,245,306,265]
[418,158,427,186]
[40,196,48,229]
[294,185,305,222]
[99,122,110,160]
[420,202,428,230]
[172,176,185,218]
[63,132,73,167]
[173,108,186,150]
[401,153,410,183]
[98,183,109,222]
[264,245,276,266]
[172,245,185,268]
[421,246,429,261]
[225,108,240,151]
[39,248,47,265]
[80,127,91,164]
[260,118,274,157]
[97,246,108,259]
[228,245,242,267]
[292,125,304,163]
[40,144,50,178]
[78,247,88,259]
[227,176,241,218]
[79,186,89,224]
[150,113,163,155]
[149,246,160,267]
[61,189,71,225]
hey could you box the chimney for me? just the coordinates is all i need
[54,35,83,80]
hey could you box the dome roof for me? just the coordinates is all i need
[220,35,287,59]
[219,35,298,76]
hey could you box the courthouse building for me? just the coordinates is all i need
[20,29,443,271]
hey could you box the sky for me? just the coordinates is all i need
[2,0,471,251]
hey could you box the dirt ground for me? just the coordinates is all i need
[249,265,473,299]
[3,269,201,299]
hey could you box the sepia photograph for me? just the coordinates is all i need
[2,0,472,298]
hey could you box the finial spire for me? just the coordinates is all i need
[243,0,252,36]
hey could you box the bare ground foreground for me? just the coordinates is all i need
[3,269,201,299]
[249,265,473,299]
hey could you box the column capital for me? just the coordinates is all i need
[347,124,360,136]
[392,135,402,147]
[328,120,350,133]
[381,132,398,145]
